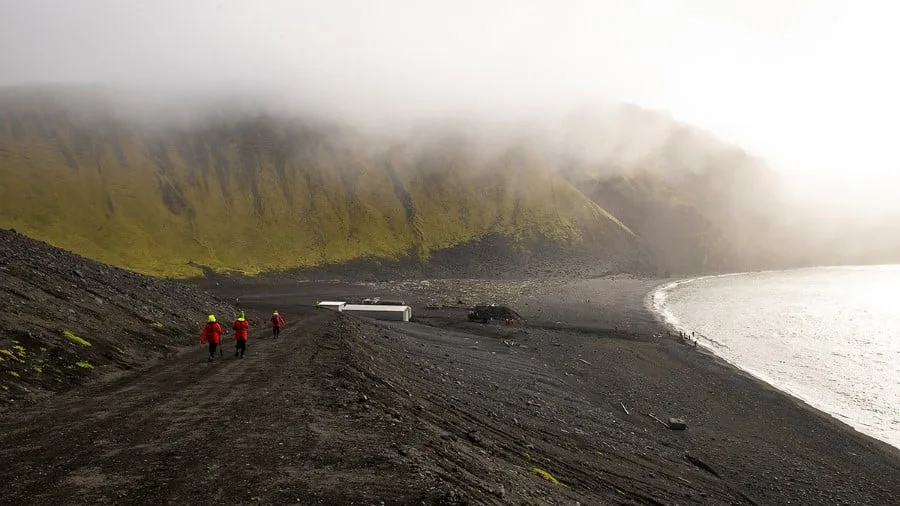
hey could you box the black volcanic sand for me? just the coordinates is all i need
[1,271,899,504]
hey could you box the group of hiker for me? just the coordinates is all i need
[199,310,285,361]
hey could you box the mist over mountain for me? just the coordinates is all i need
[0,85,634,277]
[2,83,887,279]
[1,1,899,277]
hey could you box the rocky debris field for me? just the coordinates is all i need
[0,228,234,408]
[232,232,656,286]
[364,279,546,309]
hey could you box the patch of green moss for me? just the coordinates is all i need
[149,322,163,329]
[7,371,20,378]
[75,361,94,369]
[530,467,565,486]
[0,349,24,363]
[31,366,42,373]
[63,330,91,347]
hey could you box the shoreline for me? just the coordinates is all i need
[228,275,900,502]
[123,270,900,462]
[646,274,900,453]
[213,270,900,458]
[218,271,900,461]
[2,271,899,503]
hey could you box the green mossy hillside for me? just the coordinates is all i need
[0,96,636,277]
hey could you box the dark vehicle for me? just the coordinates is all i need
[467,304,525,325]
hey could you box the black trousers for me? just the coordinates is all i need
[235,340,246,356]
[272,326,281,339]
[208,342,218,357]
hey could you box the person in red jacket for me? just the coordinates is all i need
[270,310,285,339]
[200,314,222,362]
[233,311,249,358]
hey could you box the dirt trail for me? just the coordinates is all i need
[0,308,443,505]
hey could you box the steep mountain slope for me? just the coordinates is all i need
[563,172,737,275]
[555,106,796,274]
[0,88,642,278]
[0,228,234,407]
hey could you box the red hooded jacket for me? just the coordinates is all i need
[233,318,249,341]
[271,313,285,328]
[200,322,222,344]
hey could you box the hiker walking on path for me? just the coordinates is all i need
[200,314,222,362]
[233,311,249,358]
[271,310,285,339]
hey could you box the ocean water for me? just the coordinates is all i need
[651,265,900,449]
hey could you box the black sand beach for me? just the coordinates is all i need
[1,266,899,504]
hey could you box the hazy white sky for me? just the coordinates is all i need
[1,0,898,198]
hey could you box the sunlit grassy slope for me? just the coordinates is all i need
[0,96,639,278]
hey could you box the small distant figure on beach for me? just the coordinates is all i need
[271,310,285,339]
[200,314,222,362]
[233,311,249,358]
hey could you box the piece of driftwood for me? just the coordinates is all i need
[620,402,630,415]
[578,358,592,366]
[647,413,669,428]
